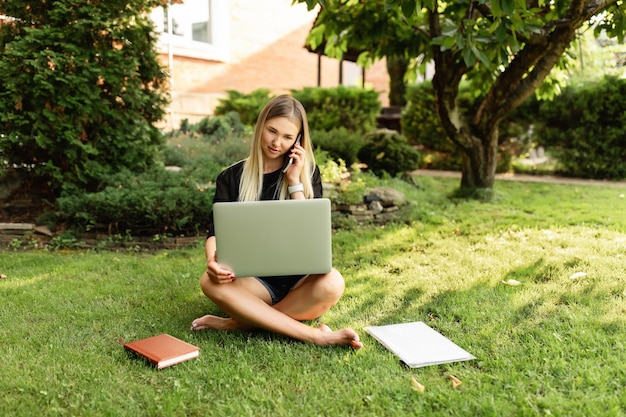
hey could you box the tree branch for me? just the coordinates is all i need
[475,0,618,128]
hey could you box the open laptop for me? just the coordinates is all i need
[212,198,333,277]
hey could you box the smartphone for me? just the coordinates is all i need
[282,133,301,173]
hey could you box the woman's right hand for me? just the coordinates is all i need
[206,252,235,284]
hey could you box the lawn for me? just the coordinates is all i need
[1,175,625,416]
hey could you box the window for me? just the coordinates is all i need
[151,0,229,62]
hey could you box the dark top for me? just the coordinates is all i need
[207,160,323,237]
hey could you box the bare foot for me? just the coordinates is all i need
[316,324,363,349]
[190,315,250,331]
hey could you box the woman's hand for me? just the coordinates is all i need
[206,252,235,284]
[284,143,304,183]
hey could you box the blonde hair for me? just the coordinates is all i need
[238,95,316,201]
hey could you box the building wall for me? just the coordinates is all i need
[158,0,389,130]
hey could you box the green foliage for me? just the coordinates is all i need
[314,148,349,185]
[357,129,421,177]
[165,128,250,171]
[302,0,591,93]
[0,0,168,195]
[402,82,517,172]
[305,0,423,66]
[333,172,376,206]
[592,1,626,42]
[213,89,274,125]
[401,82,455,151]
[213,86,381,135]
[57,126,251,238]
[311,127,367,166]
[55,166,214,236]
[195,112,248,141]
[537,75,626,180]
[298,0,624,189]
[292,86,381,133]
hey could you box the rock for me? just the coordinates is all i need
[366,187,406,207]
[34,225,53,237]
[368,200,384,213]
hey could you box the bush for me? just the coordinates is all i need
[314,148,348,185]
[213,89,273,125]
[54,123,253,238]
[402,83,451,150]
[0,0,168,195]
[537,75,626,179]
[357,129,421,177]
[55,167,214,237]
[292,86,381,133]
[401,82,464,170]
[194,112,248,141]
[164,129,250,176]
[55,123,254,238]
[311,128,366,166]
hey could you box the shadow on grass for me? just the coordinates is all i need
[349,255,625,366]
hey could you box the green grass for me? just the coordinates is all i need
[1,176,625,416]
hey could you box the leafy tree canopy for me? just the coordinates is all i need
[297,0,625,191]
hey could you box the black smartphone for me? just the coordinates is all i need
[282,133,302,173]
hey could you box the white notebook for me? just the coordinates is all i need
[365,322,475,368]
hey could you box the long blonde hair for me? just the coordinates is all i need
[238,95,316,201]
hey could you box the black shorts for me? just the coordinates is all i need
[255,275,306,304]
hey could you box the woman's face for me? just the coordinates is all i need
[260,116,300,167]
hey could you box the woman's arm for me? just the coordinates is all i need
[205,235,235,283]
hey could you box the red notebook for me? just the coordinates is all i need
[122,334,200,369]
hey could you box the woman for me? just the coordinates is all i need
[191,95,362,349]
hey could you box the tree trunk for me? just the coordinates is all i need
[459,129,499,190]
[386,55,409,106]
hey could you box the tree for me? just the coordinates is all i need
[0,0,169,195]
[298,0,625,192]
[307,2,423,106]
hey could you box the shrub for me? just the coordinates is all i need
[213,89,273,125]
[162,144,187,168]
[0,0,168,195]
[195,112,248,141]
[55,167,214,237]
[357,129,421,177]
[402,83,451,150]
[401,82,464,170]
[292,86,381,133]
[537,75,626,179]
[311,128,366,166]
[54,124,253,238]
[164,125,251,170]
[314,148,348,185]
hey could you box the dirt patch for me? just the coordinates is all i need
[0,200,51,224]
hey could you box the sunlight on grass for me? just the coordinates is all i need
[3,272,52,289]
[2,177,625,416]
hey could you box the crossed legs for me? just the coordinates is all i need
[191,268,362,349]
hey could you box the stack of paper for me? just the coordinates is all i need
[365,322,475,368]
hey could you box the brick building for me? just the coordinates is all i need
[151,0,389,130]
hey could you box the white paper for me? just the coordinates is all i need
[365,322,475,368]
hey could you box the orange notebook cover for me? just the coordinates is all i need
[122,334,200,369]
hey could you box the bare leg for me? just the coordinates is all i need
[191,270,362,349]
[191,273,271,331]
[272,270,345,321]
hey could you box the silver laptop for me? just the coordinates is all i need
[213,198,333,277]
